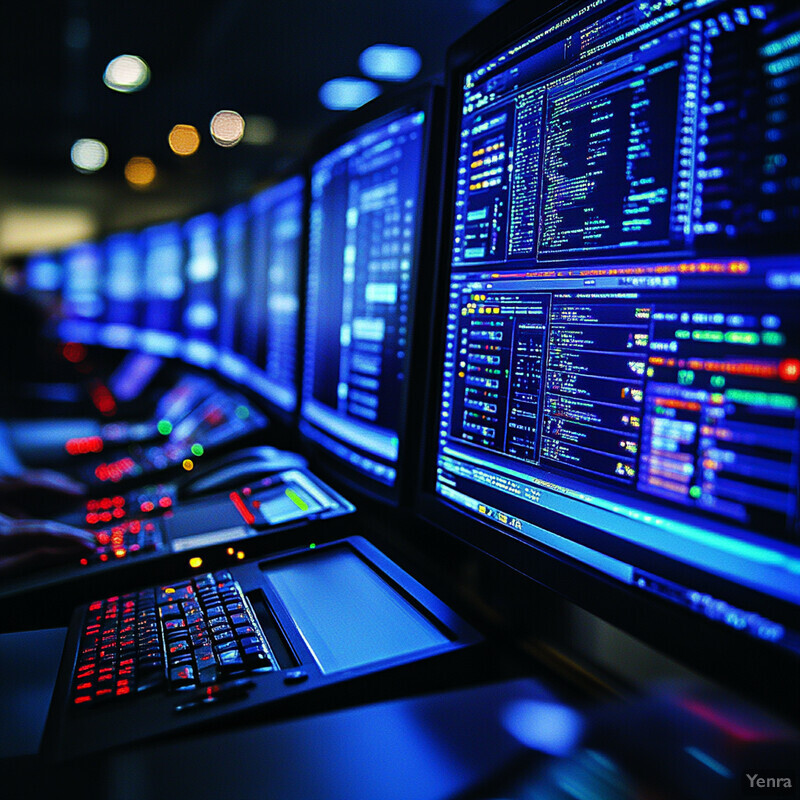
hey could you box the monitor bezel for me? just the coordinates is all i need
[413,0,800,717]
[298,83,444,508]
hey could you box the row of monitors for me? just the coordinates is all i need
[25,0,800,701]
[26,105,431,496]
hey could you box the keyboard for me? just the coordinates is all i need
[71,571,277,707]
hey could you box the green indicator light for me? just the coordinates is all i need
[761,331,785,346]
[191,443,204,457]
[726,389,798,410]
[285,488,309,511]
[692,330,724,342]
[235,405,250,420]
[710,375,725,389]
[157,420,172,436]
[309,543,316,549]
[689,486,702,499]
[724,331,759,345]
[677,369,694,386]
[675,329,691,339]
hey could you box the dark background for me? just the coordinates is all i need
[0,0,504,244]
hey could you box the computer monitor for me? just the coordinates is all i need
[23,250,63,315]
[59,240,104,343]
[300,87,442,503]
[418,0,800,711]
[181,211,220,366]
[139,221,185,357]
[218,202,250,361]
[243,176,306,417]
[100,231,144,349]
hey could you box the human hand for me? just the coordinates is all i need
[0,514,96,578]
[0,469,86,496]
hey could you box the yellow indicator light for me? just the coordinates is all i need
[236,551,245,560]
[227,547,235,556]
[164,587,175,594]
[189,557,203,569]
[285,488,309,511]
[182,458,194,471]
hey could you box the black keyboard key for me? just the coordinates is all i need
[193,645,215,664]
[218,650,244,674]
[158,603,182,621]
[212,629,235,645]
[167,639,191,656]
[169,664,196,690]
[196,664,220,685]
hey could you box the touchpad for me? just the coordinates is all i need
[262,545,451,674]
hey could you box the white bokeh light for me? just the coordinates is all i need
[210,110,246,147]
[70,138,108,173]
[103,55,150,93]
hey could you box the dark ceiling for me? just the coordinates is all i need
[1,0,505,211]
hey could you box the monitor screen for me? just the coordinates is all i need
[245,176,305,413]
[301,106,430,491]
[140,221,184,355]
[24,250,63,313]
[101,231,144,347]
[61,241,104,333]
[429,0,800,673]
[219,202,249,358]
[182,212,220,363]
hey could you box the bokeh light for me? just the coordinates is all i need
[359,45,422,81]
[103,55,150,93]
[243,115,278,146]
[71,138,108,173]
[210,110,245,147]
[124,156,157,189]
[168,124,201,156]
[319,78,381,110]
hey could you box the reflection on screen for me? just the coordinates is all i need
[301,110,427,486]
